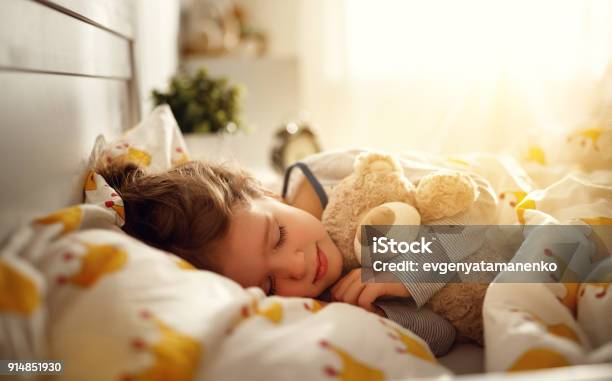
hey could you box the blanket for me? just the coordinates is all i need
[477,159,612,372]
[294,148,612,373]
[1,105,610,378]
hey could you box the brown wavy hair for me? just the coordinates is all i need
[94,159,266,270]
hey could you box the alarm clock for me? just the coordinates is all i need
[270,121,321,173]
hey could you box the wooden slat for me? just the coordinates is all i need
[41,0,134,39]
[0,72,130,239]
[0,0,131,78]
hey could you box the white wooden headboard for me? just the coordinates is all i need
[0,0,138,240]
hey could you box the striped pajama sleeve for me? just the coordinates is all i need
[376,299,456,357]
[386,238,457,307]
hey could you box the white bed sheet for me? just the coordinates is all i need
[439,343,484,375]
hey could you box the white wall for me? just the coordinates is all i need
[182,56,299,170]
[234,0,299,59]
[181,1,300,174]
[134,0,181,116]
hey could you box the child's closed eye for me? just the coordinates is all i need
[264,275,276,295]
[274,225,287,249]
[265,223,286,295]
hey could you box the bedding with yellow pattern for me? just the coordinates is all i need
[298,147,612,372]
[371,149,612,373]
[0,105,450,381]
[2,103,610,380]
[475,157,612,372]
[0,189,449,381]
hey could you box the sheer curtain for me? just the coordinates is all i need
[298,0,612,155]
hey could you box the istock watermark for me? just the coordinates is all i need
[359,225,611,284]
[372,236,433,254]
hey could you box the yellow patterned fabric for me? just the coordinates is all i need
[513,119,612,173]
[482,169,612,372]
[287,148,611,374]
[2,222,450,381]
[85,105,191,228]
[1,106,450,381]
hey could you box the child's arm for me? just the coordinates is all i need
[330,269,410,311]
[330,269,456,356]
[389,237,455,307]
[394,279,448,308]
[331,264,450,308]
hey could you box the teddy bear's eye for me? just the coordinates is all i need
[274,225,287,249]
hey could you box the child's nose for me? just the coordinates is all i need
[273,250,306,280]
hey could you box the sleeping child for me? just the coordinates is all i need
[94,149,495,356]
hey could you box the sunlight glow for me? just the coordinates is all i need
[344,0,612,82]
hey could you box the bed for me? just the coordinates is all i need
[0,0,136,242]
[1,1,611,380]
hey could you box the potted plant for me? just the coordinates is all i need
[152,68,245,160]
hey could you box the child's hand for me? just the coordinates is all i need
[330,269,410,313]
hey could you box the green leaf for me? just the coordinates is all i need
[150,67,246,134]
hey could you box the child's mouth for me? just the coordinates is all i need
[313,244,328,283]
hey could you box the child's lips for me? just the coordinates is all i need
[314,244,328,284]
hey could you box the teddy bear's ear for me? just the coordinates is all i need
[354,152,403,176]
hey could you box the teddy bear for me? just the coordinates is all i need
[321,151,488,345]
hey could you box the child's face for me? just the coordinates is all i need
[217,196,343,297]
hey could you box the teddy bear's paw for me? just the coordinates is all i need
[353,202,421,264]
[416,171,478,221]
[360,202,421,226]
